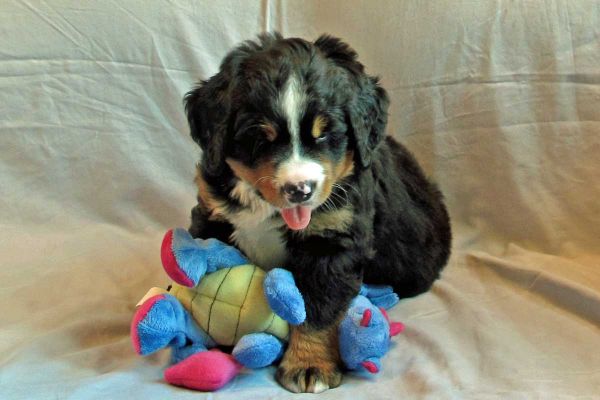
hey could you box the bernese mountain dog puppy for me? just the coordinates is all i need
[185,33,451,393]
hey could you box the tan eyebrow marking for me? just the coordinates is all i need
[261,123,278,142]
[311,115,327,139]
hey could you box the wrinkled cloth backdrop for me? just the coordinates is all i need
[1,1,599,399]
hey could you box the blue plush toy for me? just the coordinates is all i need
[131,229,403,391]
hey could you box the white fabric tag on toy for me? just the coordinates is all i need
[136,287,168,307]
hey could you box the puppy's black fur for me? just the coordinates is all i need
[186,33,451,329]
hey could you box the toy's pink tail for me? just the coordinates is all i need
[164,349,242,391]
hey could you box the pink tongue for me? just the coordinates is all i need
[281,206,312,230]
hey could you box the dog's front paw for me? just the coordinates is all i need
[275,324,342,393]
[276,363,342,393]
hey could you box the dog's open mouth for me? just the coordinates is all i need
[280,206,312,230]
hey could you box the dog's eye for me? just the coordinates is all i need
[233,127,271,159]
[314,132,329,144]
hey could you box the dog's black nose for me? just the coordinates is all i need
[283,181,316,203]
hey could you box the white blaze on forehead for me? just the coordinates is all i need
[279,75,306,158]
[277,75,325,194]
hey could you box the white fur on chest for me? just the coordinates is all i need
[228,181,288,270]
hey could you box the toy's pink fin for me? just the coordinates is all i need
[131,294,167,354]
[361,361,379,374]
[360,309,372,327]
[389,322,405,336]
[379,307,390,322]
[376,306,405,336]
[161,229,194,287]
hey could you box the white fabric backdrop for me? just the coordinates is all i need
[1,1,599,399]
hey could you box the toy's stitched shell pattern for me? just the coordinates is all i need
[170,264,289,346]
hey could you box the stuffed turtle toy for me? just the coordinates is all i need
[168,264,290,347]
[131,228,404,391]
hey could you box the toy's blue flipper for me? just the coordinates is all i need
[232,333,285,369]
[162,228,209,287]
[263,268,306,325]
[162,229,249,287]
[359,284,399,310]
[131,293,215,356]
[200,238,248,272]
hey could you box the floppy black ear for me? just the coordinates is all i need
[347,76,389,168]
[314,35,389,168]
[184,71,231,176]
[185,33,285,176]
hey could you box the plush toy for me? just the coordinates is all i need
[131,228,404,391]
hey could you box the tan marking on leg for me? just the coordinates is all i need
[276,323,343,393]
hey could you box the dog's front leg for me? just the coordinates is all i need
[275,247,362,393]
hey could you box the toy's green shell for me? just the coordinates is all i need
[169,264,289,346]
